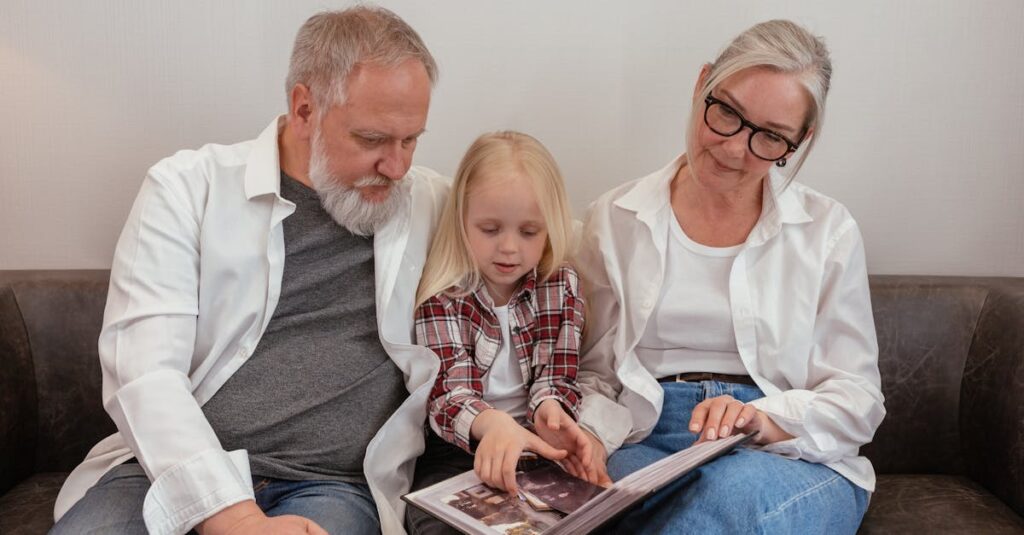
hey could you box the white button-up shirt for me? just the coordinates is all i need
[576,155,886,491]
[53,117,450,535]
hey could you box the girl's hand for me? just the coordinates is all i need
[471,409,568,493]
[533,399,594,482]
[689,395,794,445]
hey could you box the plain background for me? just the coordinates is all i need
[1,1,1022,275]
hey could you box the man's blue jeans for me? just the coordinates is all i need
[50,463,380,535]
[604,380,870,534]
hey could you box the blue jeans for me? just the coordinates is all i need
[51,463,380,535]
[604,381,869,535]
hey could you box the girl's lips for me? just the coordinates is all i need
[494,263,518,274]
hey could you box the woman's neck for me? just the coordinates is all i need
[670,163,763,247]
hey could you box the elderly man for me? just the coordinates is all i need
[51,6,447,535]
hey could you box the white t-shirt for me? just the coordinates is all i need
[635,215,748,378]
[483,305,529,421]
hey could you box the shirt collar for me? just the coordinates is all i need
[745,166,813,246]
[244,115,287,201]
[471,268,539,310]
[613,153,813,242]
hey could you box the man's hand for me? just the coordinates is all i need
[532,399,594,483]
[196,500,328,535]
[470,409,567,493]
[689,395,794,445]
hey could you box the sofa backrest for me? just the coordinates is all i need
[1,270,1021,514]
[0,270,114,495]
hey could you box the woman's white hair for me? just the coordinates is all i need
[285,5,438,113]
[693,19,832,180]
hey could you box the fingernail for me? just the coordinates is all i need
[707,428,717,440]
[720,426,729,437]
[736,418,746,427]
[690,423,701,432]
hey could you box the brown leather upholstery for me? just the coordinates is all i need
[861,475,1024,534]
[0,271,1022,534]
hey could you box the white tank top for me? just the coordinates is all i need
[635,216,748,378]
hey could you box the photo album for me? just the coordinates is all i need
[403,432,753,535]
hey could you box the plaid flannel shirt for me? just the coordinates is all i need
[415,264,585,453]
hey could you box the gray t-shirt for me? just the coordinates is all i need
[202,172,407,482]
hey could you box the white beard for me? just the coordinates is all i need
[307,128,409,236]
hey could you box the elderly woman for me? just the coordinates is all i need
[575,20,885,533]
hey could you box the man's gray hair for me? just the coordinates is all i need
[285,5,438,113]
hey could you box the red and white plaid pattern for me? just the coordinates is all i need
[415,265,585,452]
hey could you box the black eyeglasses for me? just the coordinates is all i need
[703,95,801,162]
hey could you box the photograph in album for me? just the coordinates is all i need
[403,432,753,534]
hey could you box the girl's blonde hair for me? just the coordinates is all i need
[416,131,574,307]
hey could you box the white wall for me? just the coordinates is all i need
[2,1,1022,275]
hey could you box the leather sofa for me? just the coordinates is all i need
[1,270,1022,534]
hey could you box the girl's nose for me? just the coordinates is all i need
[498,234,518,253]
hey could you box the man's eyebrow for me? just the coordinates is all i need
[719,88,801,136]
[352,129,387,138]
[404,128,427,140]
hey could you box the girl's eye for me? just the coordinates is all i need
[520,229,538,237]
[480,227,499,235]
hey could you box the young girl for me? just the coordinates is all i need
[406,131,594,534]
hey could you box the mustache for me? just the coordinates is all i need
[353,175,395,188]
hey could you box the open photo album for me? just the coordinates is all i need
[403,432,754,535]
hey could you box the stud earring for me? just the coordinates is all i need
[775,158,787,167]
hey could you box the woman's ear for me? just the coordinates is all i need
[694,63,712,99]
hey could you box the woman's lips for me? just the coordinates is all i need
[711,155,740,173]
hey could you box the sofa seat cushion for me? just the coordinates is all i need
[859,474,1024,534]
[0,472,67,535]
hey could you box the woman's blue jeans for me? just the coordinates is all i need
[604,380,869,534]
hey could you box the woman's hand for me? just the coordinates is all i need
[471,409,568,493]
[689,395,794,445]
[578,429,614,488]
[533,399,593,482]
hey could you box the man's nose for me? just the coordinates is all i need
[377,142,411,181]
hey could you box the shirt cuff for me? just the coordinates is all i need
[452,399,494,453]
[142,448,254,535]
[578,394,632,457]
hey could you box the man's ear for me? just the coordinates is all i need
[288,83,316,140]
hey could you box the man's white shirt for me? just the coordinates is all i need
[53,117,450,535]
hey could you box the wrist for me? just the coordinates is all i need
[755,413,795,445]
[195,500,263,535]
[470,409,513,440]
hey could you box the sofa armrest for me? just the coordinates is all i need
[0,279,39,495]
[0,270,114,486]
[961,280,1024,517]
